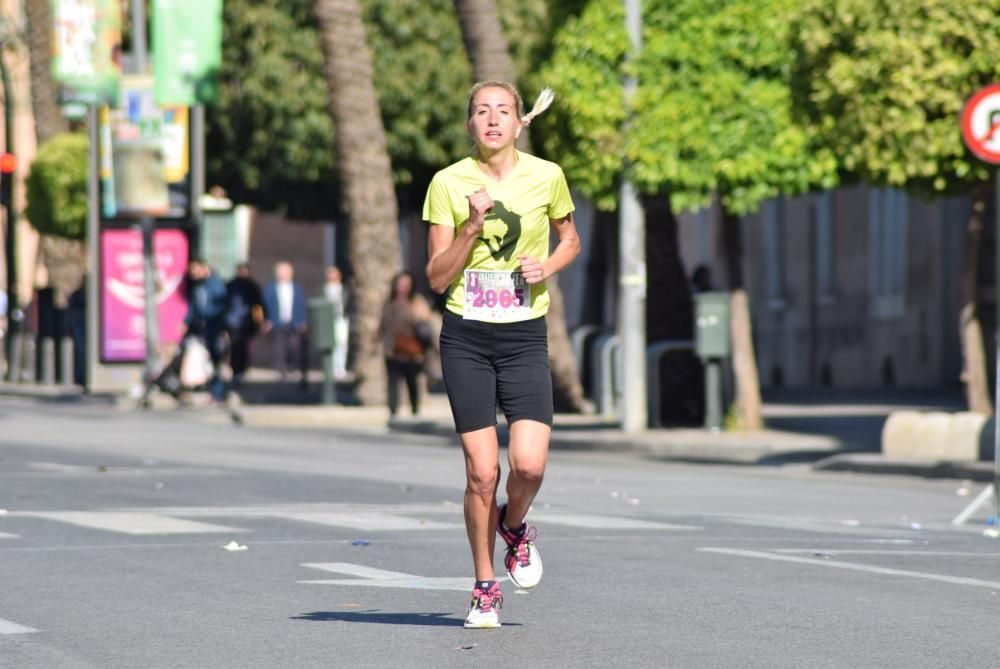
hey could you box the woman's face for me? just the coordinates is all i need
[467,87,522,152]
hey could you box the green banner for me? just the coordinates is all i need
[152,0,223,105]
[51,0,122,106]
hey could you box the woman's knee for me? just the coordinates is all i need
[509,457,545,484]
[466,463,500,498]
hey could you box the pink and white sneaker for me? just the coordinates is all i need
[497,504,543,589]
[464,581,503,629]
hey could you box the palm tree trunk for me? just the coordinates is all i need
[960,182,992,415]
[452,0,587,412]
[25,0,80,308]
[314,0,402,405]
[24,0,69,143]
[721,207,763,430]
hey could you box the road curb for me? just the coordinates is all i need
[813,453,995,481]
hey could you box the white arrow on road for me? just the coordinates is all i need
[299,562,501,592]
[0,617,38,635]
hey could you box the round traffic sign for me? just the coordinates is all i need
[962,84,1000,165]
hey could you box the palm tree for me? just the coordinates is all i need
[452,0,587,412]
[314,0,402,404]
[24,0,83,310]
[24,0,67,142]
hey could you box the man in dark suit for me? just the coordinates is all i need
[262,261,308,386]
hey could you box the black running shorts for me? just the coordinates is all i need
[439,310,553,434]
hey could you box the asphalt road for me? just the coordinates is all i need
[1,396,998,668]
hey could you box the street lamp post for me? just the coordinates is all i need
[619,0,647,432]
[1,43,20,381]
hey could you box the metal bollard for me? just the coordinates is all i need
[6,332,22,383]
[41,337,56,385]
[22,334,36,383]
[60,337,75,385]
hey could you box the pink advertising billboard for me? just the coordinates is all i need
[100,228,189,362]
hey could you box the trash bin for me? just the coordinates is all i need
[308,299,336,404]
[694,292,730,430]
[308,299,336,353]
[694,292,730,358]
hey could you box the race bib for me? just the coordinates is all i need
[463,269,531,322]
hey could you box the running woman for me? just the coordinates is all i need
[423,81,580,629]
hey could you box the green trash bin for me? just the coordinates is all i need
[308,299,337,404]
[695,292,730,358]
[309,299,336,352]
[694,292,730,430]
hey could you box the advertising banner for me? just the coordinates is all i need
[152,0,223,105]
[100,228,189,362]
[51,0,122,106]
[99,76,191,219]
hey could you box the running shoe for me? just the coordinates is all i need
[464,581,503,629]
[497,504,543,589]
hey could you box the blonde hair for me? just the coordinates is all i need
[466,81,555,127]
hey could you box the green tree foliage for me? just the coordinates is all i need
[791,0,1000,193]
[535,0,626,210]
[538,0,837,213]
[207,0,336,218]
[208,0,475,217]
[24,133,88,240]
[364,0,472,202]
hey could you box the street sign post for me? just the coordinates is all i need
[954,85,1000,528]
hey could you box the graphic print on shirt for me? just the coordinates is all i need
[477,200,521,262]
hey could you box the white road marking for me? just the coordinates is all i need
[721,515,914,536]
[104,503,697,531]
[7,503,694,536]
[529,513,697,530]
[698,547,1000,590]
[19,512,247,535]
[303,563,419,579]
[0,532,18,539]
[299,562,498,592]
[278,512,460,531]
[0,617,38,634]
[28,462,103,474]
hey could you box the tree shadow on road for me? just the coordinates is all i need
[292,610,520,627]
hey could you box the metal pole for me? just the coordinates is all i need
[618,0,647,432]
[993,167,1000,524]
[1,48,19,380]
[322,352,335,405]
[131,0,148,73]
[139,216,160,379]
[705,359,722,431]
[86,106,100,390]
[191,105,205,224]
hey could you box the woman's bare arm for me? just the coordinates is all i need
[517,213,581,284]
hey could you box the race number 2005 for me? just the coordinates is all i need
[463,269,531,322]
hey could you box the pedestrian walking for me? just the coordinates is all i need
[424,81,580,628]
[225,263,264,387]
[378,271,432,417]
[182,259,228,402]
[262,261,308,387]
[322,265,350,379]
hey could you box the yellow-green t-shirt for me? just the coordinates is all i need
[422,151,575,322]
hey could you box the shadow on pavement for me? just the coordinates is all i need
[291,610,515,627]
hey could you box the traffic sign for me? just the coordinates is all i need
[961,84,1000,165]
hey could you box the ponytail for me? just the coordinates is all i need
[520,87,555,126]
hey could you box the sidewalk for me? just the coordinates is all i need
[2,374,988,475]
